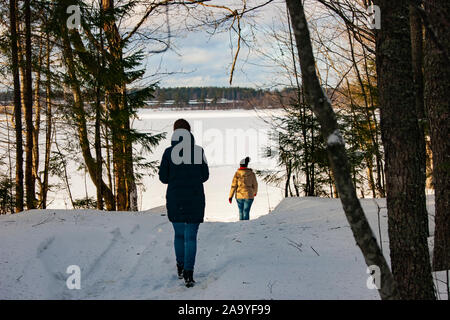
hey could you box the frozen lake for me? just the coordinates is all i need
[39,108,285,221]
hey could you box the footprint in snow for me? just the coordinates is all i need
[36,236,55,257]
[130,224,140,234]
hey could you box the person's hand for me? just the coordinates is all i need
[228,197,232,204]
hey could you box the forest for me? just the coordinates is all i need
[0,86,279,107]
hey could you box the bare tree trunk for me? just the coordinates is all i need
[95,101,103,210]
[54,134,74,208]
[423,0,450,271]
[102,0,128,210]
[126,144,138,211]
[286,0,399,300]
[310,118,316,196]
[9,0,24,213]
[125,117,138,211]
[33,41,43,208]
[103,120,114,197]
[366,161,377,198]
[24,0,35,209]
[373,0,435,299]
[285,159,292,197]
[95,20,105,211]
[292,174,300,197]
[16,8,26,117]
[41,31,52,209]
[4,106,14,213]
[410,3,429,236]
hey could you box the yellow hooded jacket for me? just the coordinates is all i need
[229,168,258,199]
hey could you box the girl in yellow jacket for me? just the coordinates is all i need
[228,157,258,220]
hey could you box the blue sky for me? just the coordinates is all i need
[128,0,340,90]
[139,1,288,89]
[143,28,275,88]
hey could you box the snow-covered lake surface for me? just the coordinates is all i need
[47,108,285,222]
[0,195,446,300]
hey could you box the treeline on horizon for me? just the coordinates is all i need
[153,86,287,102]
[0,86,294,103]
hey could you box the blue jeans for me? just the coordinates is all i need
[172,222,200,271]
[236,198,254,220]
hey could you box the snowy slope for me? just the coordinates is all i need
[0,196,445,300]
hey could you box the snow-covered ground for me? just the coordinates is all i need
[1,195,446,300]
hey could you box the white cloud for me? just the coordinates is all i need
[180,47,216,65]
[139,1,288,88]
[163,75,220,87]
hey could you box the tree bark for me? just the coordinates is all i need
[125,117,138,211]
[366,161,376,198]
[410,4,429,236]
[24,0,35,209]
[95,99,103,210]
[285,158,292,198]
[286,0,399,300]
[102,0,129,210]
[41,30,52,209]
[54,133,75,208]
[423,0,450,271]
[9,0,24,213]
[33,41,43,208]
[95,21,105,211]
[373,0,435,299]
[103,119,114,199]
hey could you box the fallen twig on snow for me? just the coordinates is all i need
[311,246,320,256]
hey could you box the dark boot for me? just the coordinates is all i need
[183,270,195,288]
[177,263,184,279]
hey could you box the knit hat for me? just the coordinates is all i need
[173,118,191,131]
[240,156,250,167]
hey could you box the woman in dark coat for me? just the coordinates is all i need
[158,119,209,287]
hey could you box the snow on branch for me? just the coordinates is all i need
[327,129,345,146]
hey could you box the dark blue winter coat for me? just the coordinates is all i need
[158,129,209,223]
